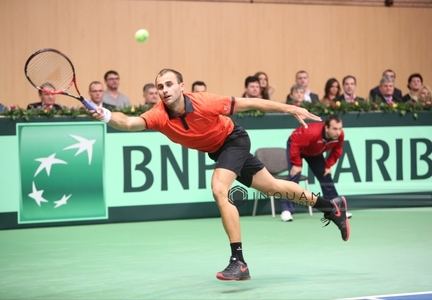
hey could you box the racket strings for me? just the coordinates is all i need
[26,51,74,92]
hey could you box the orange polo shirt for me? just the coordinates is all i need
[140,92,235,153]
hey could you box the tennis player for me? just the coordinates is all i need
[90,69,350,281]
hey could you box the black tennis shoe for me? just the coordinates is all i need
[216,256,250,281]
[321,196,350,241]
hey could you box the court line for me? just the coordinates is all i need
[340,290,432,300]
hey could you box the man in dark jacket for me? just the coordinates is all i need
[27,88,63,110]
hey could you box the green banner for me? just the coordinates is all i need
[17,123,107,223]
[0,122,430,218]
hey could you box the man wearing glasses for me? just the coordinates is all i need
[102,70,131,109]
[88,81,115,109]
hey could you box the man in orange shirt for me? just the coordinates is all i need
[90,69,350,281]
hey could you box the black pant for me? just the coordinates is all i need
[281,139,338,213]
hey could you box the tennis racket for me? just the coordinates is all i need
[24,48,98,111]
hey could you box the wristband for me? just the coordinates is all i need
[101,107,112,123]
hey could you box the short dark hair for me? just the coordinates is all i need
[342,75,356,85]
[155,69,183,84]
[325,115,342,127]
[407,73,423,87]
[88,81,103,91]
[244,76,260,88]
[143,83,156,92]
[191,81,206,91]
[104,70,119,81]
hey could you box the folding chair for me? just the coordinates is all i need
[252,147,313,218]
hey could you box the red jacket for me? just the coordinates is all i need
[289,122,344,168]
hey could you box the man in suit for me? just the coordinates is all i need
[369,69,402,100]
[289,70,319,102]
[373,75,403,104]
[334,75,365,103]
[27,83,63,110]
[89,81,116,109]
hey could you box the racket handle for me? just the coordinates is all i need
[81,97,98,111]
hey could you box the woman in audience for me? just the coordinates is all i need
[321,78,341,105]
[418,85,431,105]
[254,71,275,100]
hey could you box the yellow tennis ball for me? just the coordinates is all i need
[135,29,149,43]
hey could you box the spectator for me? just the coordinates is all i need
[242,76,261,98]
[334,75,365,103]
[289,70,319,103]
[102,70,130,109]
[143,83,159,105]
[191,81,207,93]
[369,69,403,100]
[321,78,341,105]
[280,115,352,222]
[418,85,431,104]
[373,76,403,104]
[286,84,305,105]
[254,71,275,100]
[88,81,115,109]
[402,73,423,102]
[27,83,63,110]
[0,103,4,112]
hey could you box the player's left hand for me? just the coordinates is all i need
[291,107,321,128]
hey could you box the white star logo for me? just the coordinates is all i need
[54,194,72,208]
[34,153,67,177]
[63,135,96,165]
[28,182,49,207]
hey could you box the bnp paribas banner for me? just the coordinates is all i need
[17,123,107,223]
[10,122,432,216]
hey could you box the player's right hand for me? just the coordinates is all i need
[87,107,105,121]
[290,165,302,177]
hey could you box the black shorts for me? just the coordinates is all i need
[208,123,264,187]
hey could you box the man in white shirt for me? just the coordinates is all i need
[89,81,115,109]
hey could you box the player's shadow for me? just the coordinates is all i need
[221,287,256,294]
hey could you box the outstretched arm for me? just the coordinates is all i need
[90,108,146,131]
[234,97,321,127]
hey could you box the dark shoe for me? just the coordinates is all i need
[321,196,350,241]
[216,257,250,281]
